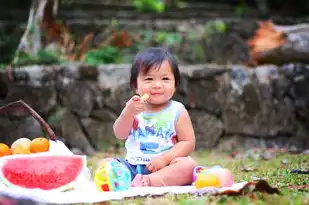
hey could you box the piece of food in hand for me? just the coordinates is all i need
[11,138,31,155]
[140,93,150,102]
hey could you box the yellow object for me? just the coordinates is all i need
[195,173,220,189]
[94,159,132,192]
[94,161,111,191]
[11,138,31,154]
[140,94,150,102]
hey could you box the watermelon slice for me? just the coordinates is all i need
[0,154,86,192]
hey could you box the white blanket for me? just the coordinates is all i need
[0,182,249,204]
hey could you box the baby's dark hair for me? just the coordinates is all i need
[129,47,180,89]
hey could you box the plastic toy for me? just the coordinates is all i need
[94,158,132,192]
[193,165,234,189]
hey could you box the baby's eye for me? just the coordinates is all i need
[145,77,153,81]
[162,77,170,80]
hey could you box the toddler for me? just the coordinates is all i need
[113,47,197,187]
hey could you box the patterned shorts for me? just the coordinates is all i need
[116,158,151,181]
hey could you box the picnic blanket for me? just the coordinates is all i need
[0,141,279,204]
[0,180,279,204]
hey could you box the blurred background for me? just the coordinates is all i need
[1,0,309,66]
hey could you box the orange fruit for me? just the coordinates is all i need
[11,138,32,154]
[0,143,12,157]
[30,137,50,153]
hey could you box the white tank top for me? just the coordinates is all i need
[125,100,184,165]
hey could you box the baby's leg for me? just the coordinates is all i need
[131,157,197,187]
[149,157,197,186]
[131,174,151,187]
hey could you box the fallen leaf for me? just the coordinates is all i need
[288,185,309,190]
[281,159,289,165]
[241,167,256,172]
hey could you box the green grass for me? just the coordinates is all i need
[82,150,309,205]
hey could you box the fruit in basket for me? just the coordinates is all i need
[30,137,50,153]
[0,154,86,191]
[0,143,12,157]
[11,138,31,154]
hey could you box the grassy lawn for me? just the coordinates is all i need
[84,150,309,205]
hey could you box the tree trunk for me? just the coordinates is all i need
[247,20,309,66]
[13,0,58,64]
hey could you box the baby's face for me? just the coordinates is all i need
[136,60,176,106]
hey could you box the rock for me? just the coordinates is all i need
[90,108,117,121]
[102,83,134,114]
[221,65,295,137]
[303,149,309,154]
[194,20,258,64]
[177,64,229,114]
[97,64,130,90]
[186,78,222,113]
[7,65,57,87]
[1,65,58,116]
[216,135,245,152]
[58,80,95,117]
[78,65,99,81]
[289,121,309,150]
[190,110,223,149]
[47,107,96,156]
[80,118,117,150]
[216,134,306,152]
[0,116,42,145]
[283,63,309,122]
[5,84,57,116]
[71,147,85,155]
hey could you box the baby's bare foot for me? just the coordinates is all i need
[131,174,151,187]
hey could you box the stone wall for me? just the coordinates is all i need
[1,63,309,155]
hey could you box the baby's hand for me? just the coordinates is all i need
[146,155,169,172]
[123,95,147,117]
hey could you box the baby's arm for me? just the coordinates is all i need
[163,108,196,162]
[113,95,146,140]
[113,110,135,140]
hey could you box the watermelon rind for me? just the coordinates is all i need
[0,153,87,192]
